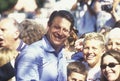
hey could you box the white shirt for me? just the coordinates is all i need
[87,65,101,81]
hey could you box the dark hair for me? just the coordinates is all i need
[67,61,87,78]
[100,50,120,81]
[48,10,74,30]
[101,50,120,68]
[113,20,120,28]
[65,28,78,52]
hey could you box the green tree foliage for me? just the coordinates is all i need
[0,0,17,13]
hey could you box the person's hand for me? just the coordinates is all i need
[74,38,84,52]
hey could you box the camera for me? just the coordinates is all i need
[101,4,113,12]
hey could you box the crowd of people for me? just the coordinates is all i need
[0,0,120,81]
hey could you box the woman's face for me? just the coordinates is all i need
[101,55,120,81]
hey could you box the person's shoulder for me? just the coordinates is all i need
[71,52,84,61]
[23,38,46,54]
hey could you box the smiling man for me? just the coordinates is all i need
[15,10,74,81]
[82,32,106,81]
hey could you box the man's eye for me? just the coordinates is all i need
[92,47,97,50]
[116,42,120,45]
[54,26,60,29]
[1,29,5,31]
[108,43,112,45]
[83,47,88,50]
[63,29,69,33]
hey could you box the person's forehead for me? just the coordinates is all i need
[53,16,69,22]
[0,18,15,28]
[103,55,118,63]
[108,28,120,39]
[0,18,14,23]
[52,16,71,28]
[84,39,103,46]
[70,72,86,80]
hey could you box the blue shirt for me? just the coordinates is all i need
[76,8,96,37]
[15,36,67,81]
[71,52,84,61]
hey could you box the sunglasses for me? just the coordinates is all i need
[101,63,120,69]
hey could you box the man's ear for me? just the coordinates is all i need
[101,48,106,56]
[46,25,49,32]
[14,30,20,39]
[46,23,51,31]
[48,22,51,27]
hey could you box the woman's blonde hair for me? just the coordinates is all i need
[0,47,18,66]
[0,47,18,81]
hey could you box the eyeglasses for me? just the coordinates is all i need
[100,63,120,69]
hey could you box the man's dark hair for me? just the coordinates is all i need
[113,20,120,28]
[48,10,74,30]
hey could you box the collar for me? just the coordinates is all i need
[42,35,64,57]
[16,40,27,52]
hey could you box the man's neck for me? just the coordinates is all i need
[10,39,21,50]
[89,60,101,69]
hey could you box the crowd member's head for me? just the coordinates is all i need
[0,18,21,50]
[98,26,111,37]
[106,28,120,51]
[46,10,74,51]
[19,19,46,45]
[65,28,78,51]
[67,61,87,81]
[74,33,86,52]
[63,28,78,60]
[0,18,27,81]
[100,50,120,81]
[83,32,105,68]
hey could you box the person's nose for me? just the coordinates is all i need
[105,65,111,71]
[88,48,93,54]
[58,29,64,35]
[112,43,117,50]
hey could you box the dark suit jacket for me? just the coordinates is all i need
[0,62,14,81]
[0,40,27,81]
